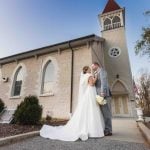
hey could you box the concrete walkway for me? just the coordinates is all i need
[106,118,146,143]
[1,118,150,150]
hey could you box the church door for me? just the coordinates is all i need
[111,95,130,117]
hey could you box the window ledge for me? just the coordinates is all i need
[9,96,21,99]
[39,93,54,97]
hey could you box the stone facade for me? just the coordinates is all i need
[0,36,104,119]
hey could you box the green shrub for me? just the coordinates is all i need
[0,98,5,113]
[14,95,43,125]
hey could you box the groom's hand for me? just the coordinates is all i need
[100,92,105,97]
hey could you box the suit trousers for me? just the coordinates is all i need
[100,97,112,133]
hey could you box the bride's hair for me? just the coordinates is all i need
[83,66,90,74]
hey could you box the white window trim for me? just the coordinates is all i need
[9,96,21,99]
[39,93,54,97]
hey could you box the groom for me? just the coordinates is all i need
[92,62,112,136]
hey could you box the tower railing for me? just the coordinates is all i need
[104,22,121,31]
[104,24,112,30]
[112,22,121,29]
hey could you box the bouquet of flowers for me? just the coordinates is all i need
[96,95,107,105]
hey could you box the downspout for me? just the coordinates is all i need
[68,41,74,114]
[91,42,103,67]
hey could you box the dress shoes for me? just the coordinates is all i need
[104,132,112,136]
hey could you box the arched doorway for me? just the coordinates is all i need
[111,80,130,117]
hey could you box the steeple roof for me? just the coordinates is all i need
[102,0,121,14]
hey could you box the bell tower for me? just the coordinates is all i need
[99,0,135,117]
[100,0,125,31]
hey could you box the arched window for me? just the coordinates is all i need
[104,18,111,25]
[12,67,23,96]
[104,18,111,30]
[112,16,121,28]
[112,80,128,95]
[112,16,120,23]
[41,60,55,94]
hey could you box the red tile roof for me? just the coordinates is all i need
[102,0,121,14]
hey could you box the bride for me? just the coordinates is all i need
[40,66,104,141]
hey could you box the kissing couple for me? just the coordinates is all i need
[40,62,112,141]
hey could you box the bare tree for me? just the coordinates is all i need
[136,71,150,116]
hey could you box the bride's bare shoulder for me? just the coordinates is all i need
[88,75,96,86]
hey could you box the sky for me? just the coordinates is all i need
[0,0,149,77]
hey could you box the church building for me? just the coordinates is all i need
[0,0,135,122]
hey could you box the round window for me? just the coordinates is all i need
[108,47,121,58]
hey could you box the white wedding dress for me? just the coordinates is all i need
[40,73,104,141]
